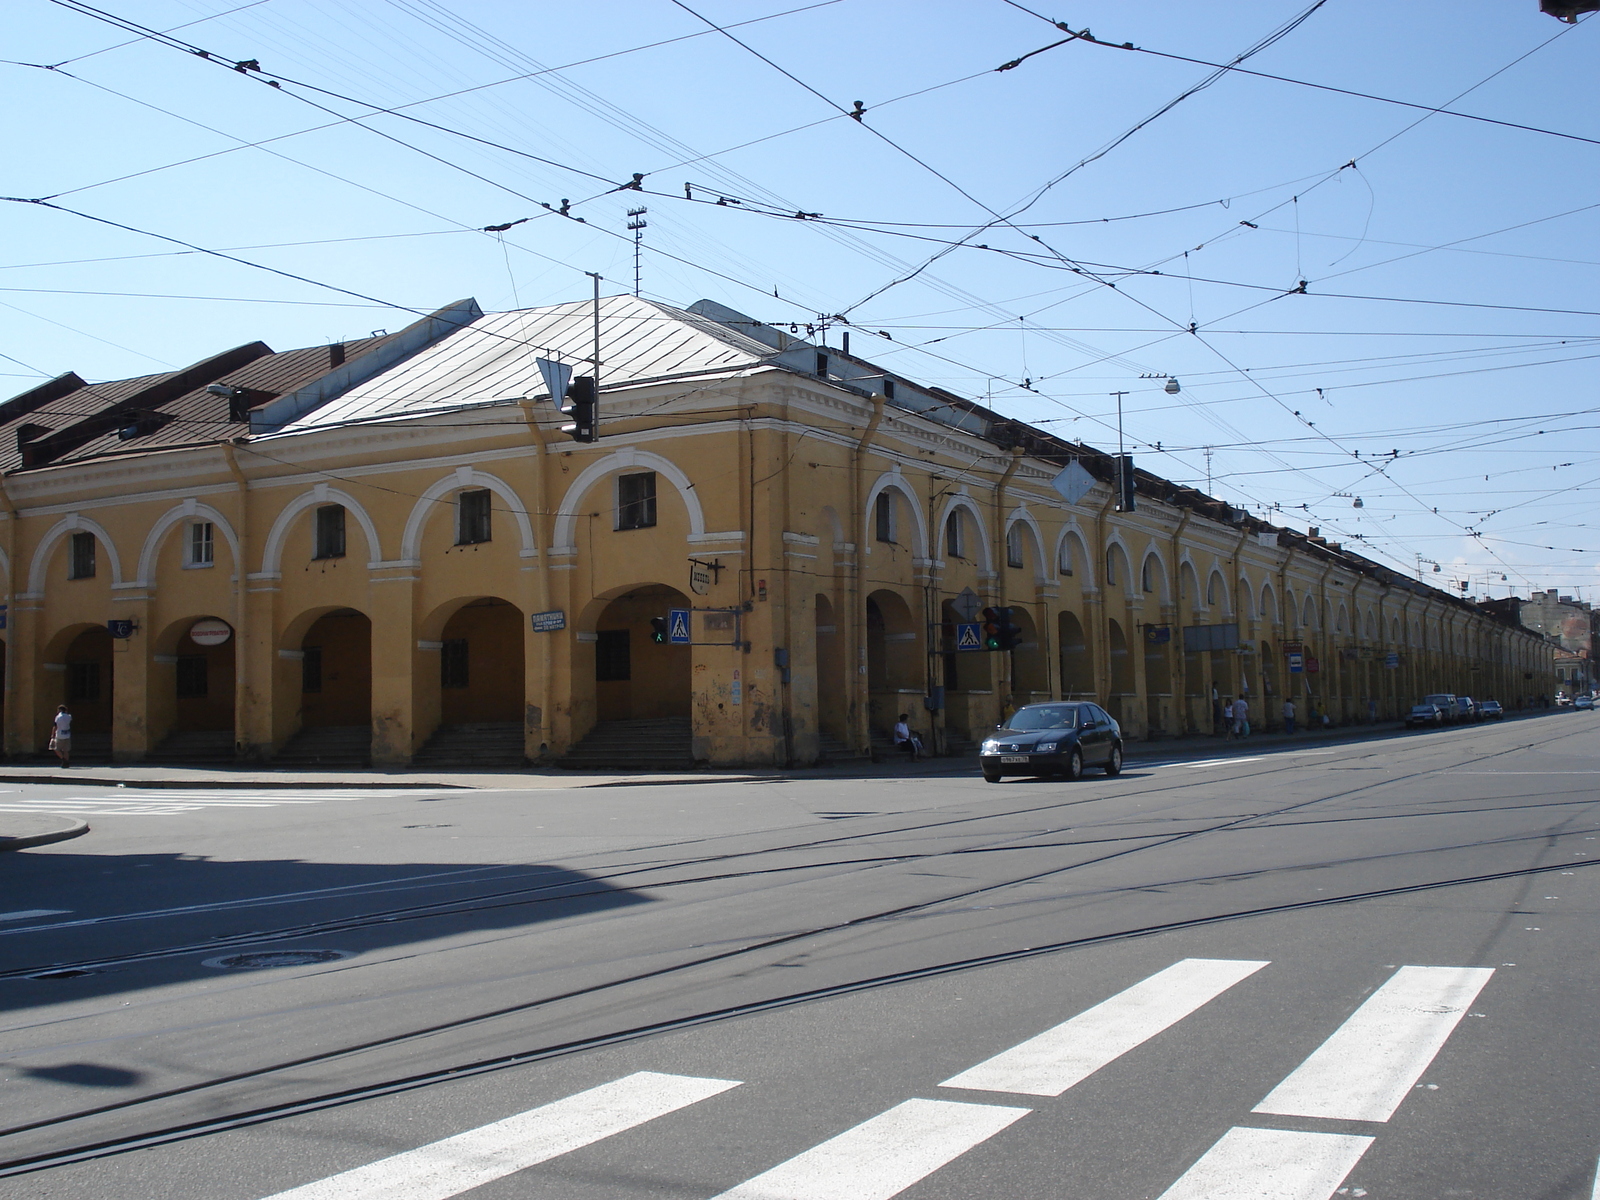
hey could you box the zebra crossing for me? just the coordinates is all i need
[0,789,449,816]
[255,956,1506,1200]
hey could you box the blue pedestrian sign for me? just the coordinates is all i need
[668,608,691,644]
[955,622,983,651]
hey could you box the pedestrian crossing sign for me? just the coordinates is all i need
[668,608,691,644]
[956,622,983,651]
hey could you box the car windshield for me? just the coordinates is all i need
[1006,704,1083,731]
[1411,705,1435,712]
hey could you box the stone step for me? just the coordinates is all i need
[146,730,236,765]
[559,718,693,771]
[413,722,524,768]
[273,724,371,768]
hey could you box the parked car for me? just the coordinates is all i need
[1420,694,1458,724]
[1479,699,1504,720]
[1576,695,1595,711]
[1406,703,1446,729]
[980,701,1123,782]
[1455,697,1479,722]
[1556,692,1572,707]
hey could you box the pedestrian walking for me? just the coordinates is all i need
[48,705,72,768]
[1212,695,1225,737]
[1232,695,1249,739]
[1282,697,1296,735]
[1368,697,1378,724]
[1222,697,1235,740]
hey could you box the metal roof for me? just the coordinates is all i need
[273,295,774,433]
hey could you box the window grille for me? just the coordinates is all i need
[314,505,346,560]
[616,472,657,530]
[68,531,96,579]
[456,490,492,545]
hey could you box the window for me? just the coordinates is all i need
[67,661,100,702]
[1058,539,1074,576]
[1006,524,1024,569]
[1142,558,1155,593]
[441,638,469,688]
[616,472,657,531]
[301,646,323,693]
[1105,548,1118,587]
[456,490,492,545]
[595,629,630,681]
[176,655,207,698]
[68,531,96,580]
[314,505,346,560]
[944,511,964,559]
[815,352,829,377]
[1207,575,1218,606]
[874,491,896,543]
[188,521,214,567]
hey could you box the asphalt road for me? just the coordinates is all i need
[1,714,1598,1198]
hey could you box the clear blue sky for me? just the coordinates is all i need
[5,1,1597,596]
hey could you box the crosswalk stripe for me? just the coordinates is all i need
[258,1071,739,1200]
[1155,1127,1373,1200]
[1252,964,1494,1122]
[710,1098,1029,1200]
[0,909,70,922]
[939,958,1269,1097]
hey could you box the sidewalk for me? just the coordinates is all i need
[0,710,1561,792]
[0,812,90,851]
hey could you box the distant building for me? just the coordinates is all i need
[1515,590,1598,693]
[0,296,1556,766]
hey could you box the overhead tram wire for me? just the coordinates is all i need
[996,1,1596,148]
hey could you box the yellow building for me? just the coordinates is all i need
[0,295,1554,767]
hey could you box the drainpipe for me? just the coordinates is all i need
[1090,482,1118,703]
[850,389,886,753]
[993,447,1022,707]
[222,443,250,756]
[1167,509,1190,730]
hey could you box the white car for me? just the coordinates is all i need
[1576,695,1594,711]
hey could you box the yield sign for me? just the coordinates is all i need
[668,608,691,644]
[956,622,983,651]
[536,357,573,402]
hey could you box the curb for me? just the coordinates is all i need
[0,818,89,852]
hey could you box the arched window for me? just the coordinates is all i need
[1141,557,1155,594]
[1106,547,1118,587]
[945,510,964,559]
[874,491,896,543]
[1058,537,1074,577]
[1206,573,1217,606]
[1006,524,1024,569]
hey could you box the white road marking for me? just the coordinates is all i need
[1156,1127,1373,1200]
[1253,965,1494,1122]
[259,1071,739,1200]
[711,1097,1028,1200]
[1185,756,1261,768]
[1589,1153,1600,1200]
[0,790,448,816]
[941,957,1269,1097]
[0,909,70,922]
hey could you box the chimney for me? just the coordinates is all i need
[329,343,346,367]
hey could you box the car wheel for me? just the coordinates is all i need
[1064,748,1084,780]
[982,767,1002,784]
[1104,743,1123,776]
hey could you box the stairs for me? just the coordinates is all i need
[559,718,694,771]
[412,722,525,769]
[816,730,869,765]
[146,730,235,766]
[52,731,111,765]
[272,724,371,769]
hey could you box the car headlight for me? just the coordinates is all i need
[981,740,999,753]
[1036,742,1057,753]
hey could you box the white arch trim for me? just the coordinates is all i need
[1137,544,1170,601]
[863,470,928,557]
[934,493,991,571]
[401,467,537,561]
[1054,524,1094,587]
[1206,567,1231,613]
[1004,506,1048,582]
[551,448,705,551]
[28,512,124,594]
[259,485,384,575]
[136,500,241,586]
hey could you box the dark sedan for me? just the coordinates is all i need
[979,701,1123,783]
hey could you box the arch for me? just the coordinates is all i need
[424,596,525,727]
[1207,569,1230,612]
[818,505,846,549]
[1303,596,1317,628]
[1236,576,1256,620]
[136,501,241,585]
[401,468,537,561]
[551,449,707,551]
[1104,536,1133,591]
[1260,582,1278,626]
[934,492,990,570]
[1336,603,1349,634]
[863,471,928,557]
[1179,558,1200,607]
[1058,610,1093,696]
[1055,526,1092,585]
[1004,506,1047,581]
[259,486,384,575]
[1138,547,1169,601]
[28,513,124,593]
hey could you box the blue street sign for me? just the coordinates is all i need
[668,608,691,644]
[956,622,983,651]
[530,609,566,633]
[1287,652,1304,674]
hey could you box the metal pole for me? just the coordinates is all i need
[585,272,602,392]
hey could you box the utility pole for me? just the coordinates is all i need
[626,208,647,296]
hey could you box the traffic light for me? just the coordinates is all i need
[649,616,670,644]
[981,606,1022,651]
[559,374,597,443]
[1116,453,1135,512]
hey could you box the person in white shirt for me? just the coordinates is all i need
[1282,697,1296,735]
[50,705,72,768]
[893,713,923,761]
[1231,696,1249,739]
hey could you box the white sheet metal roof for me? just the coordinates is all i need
[275,295,774,433]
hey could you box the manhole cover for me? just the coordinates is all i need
[201,949,352,971]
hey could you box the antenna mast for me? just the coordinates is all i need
[626,207,648,296]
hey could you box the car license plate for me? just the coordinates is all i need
[1000,756,1029,764]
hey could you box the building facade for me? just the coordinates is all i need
[0,296,1556,766]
